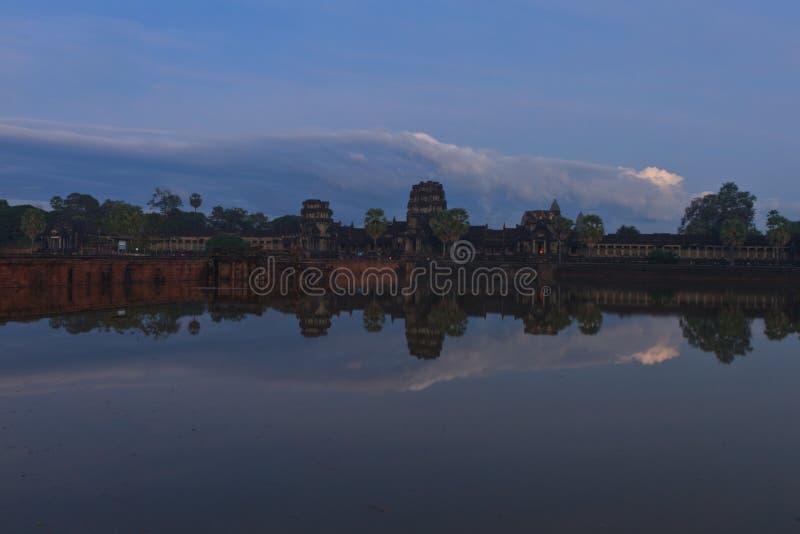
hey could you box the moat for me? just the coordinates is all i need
[1,282,799,532]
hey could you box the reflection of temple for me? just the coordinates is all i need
[5,283,798,364]
[404,294,445,359]
[296,298,333,338]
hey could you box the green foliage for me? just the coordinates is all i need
[548,215,574,263]
[20,208,47,249]
[680,308,753,364]
[763,310,795,341]
[99,200,143,236]
[720,218,747,247]
[577,214,604,248]
[615,225,640,237]
[189,193,203,212]
[143,211,209,237]
[575,302,603,335]
[188,319,201,336]
[429,303,468,337]
[679,182,756,238]
[147,187,183,215]
[260,215,301,235]
[209,205,270,233]
[429,208,469,252]
[548,215,574,240]
[205,233,249,251]
[648,248,679,264]
[765,209,792,248]
[48,192,102,248]
[363,302,386,333]
[0,202,37,245]
[364,208,388,243]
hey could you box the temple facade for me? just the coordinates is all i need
[147,180,796,264]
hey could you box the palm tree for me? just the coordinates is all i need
[430,208,469,257]
[548,215,574,264]
[766,209,792,264]
[577,214,604,259]
[720,218,747,265]
[20,208,46,253]
[189,193,203,213]
[364,208,388,256]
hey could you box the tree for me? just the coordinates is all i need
[20,208,46,253]
[188,319,201,336]
[148,188,183,216]
[679,182,756,237]
[189,193,203,213]
[363,302,386,333]
[615,225,640,237]
[577,214,604,258]
[249,212,269,231]
[208,205,268,233]
[765,209,792,263]
[99,200,143,237]
[364,208,388,254]
[205,233,249,252]
[720,218,747,264]
[717,182,757,232]
[547,215,574,264]
[48,193,102,250]
[680,309,753,364]
[429,208,469,257]
[575,302,603,335]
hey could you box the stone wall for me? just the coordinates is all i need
[0,256,209,289]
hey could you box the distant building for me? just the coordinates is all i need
[141,180,795,263]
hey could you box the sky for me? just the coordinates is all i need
[2,0,800,230]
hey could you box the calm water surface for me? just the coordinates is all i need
[1,285,799,532]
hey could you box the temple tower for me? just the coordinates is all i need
[405,181,447,253]
[300,199,333,252]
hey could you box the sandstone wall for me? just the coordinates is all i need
[0,256,209,289]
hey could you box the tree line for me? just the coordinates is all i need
[1,188,293,252]
[3,180,799,254]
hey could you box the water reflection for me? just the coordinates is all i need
[1,283,798,365]
[3,283,800,532]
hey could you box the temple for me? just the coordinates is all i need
[145,180,794,263]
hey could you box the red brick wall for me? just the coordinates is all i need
[0,256,209,289]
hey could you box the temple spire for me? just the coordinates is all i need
[550,199,561,214]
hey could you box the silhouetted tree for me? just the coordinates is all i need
[148,188,183,216]
[615,225,640,237]
[578,214,604,258]
[679,182,756,237]
[766,209,792,263]
[364,208,388,254]
[548,215,574,264]
[720,218,747,265]
[363,302,386,333]
[680,308,753,364]
[430,208,469,257]
[189,193,203,213]
[20,208,46,252]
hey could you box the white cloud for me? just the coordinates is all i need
[622,166,685,188]
[619,344,680,366]
[0,119,695,228]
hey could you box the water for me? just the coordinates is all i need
[1,285,799,532]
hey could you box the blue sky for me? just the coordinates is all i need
[2,0,799,229]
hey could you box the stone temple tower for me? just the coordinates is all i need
[405,181,447,253]
[300,199,333,252]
